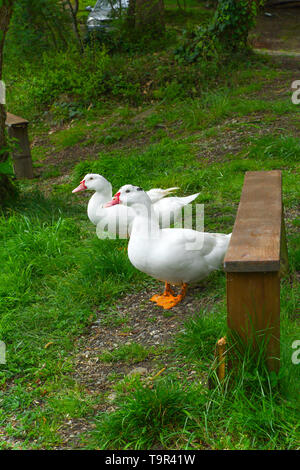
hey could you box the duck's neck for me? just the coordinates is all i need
[129,203,160,241]
[87,184,112,225]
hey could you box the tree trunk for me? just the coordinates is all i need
[65,0,83,53]
[135,0,165,33]
[0,0,14,163]
[0,1,17,205]
[127,0,136,29]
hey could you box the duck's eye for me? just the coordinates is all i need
[125,189,130,193]
[137,187,143,191]
[90,177,93,180]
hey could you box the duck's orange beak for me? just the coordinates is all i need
[72,180,87,193]
[104,192,121,208]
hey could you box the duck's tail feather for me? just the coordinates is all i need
[147,187,179,203]
[178,192,200,206]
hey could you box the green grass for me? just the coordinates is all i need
[0,193,147,447]
[0,209,143,379]
[98,343,155,364]
[70,131,299,214]
[88,279,300,450]
[50,126,88,149]
[91,258,299,451]
[1,0,299,451]
[2,120,298,449]
[89,378,202,450]
[1,117,299,449]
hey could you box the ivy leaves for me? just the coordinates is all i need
[176,0,261,62]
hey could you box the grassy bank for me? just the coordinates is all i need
[0,1,299,450]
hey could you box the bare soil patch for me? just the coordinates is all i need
[251,5,300,53]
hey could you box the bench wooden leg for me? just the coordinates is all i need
[8,124,33,179]
[226,271,280,373]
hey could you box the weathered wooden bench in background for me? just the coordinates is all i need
[223,170,288,373]
[5,112,33,179]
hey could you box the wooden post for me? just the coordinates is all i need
[215,337,227,382]
[224,171,285,373]
[5,112,33,179]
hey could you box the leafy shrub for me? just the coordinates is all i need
[176,0,263,62]
[48,101,85,124]
[153,80,184,102]
[5,0,73,59]
[29,46,110,107]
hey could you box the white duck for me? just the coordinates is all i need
[72,174,199,237]
[105,185,231,309]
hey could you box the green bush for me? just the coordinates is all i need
[5,0,73,59]
[26,47,109,108]
[176,0,262,62]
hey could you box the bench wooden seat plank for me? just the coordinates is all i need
[5,112,29,127]
[224,170,282,272]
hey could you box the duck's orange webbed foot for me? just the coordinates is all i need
[117,246,127,252]
[150,283,188,310]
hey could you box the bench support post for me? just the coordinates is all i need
[226,271,280,373]
[5,113,33,179]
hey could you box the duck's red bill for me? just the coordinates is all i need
[104,192,121,208]
[72,180,87,193]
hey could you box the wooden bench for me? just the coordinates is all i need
[223,170,288,373]
[5,112,33,179]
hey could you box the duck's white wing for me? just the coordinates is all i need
[139,229,231,284]
[153,193,200,228]
[128,228,230,285]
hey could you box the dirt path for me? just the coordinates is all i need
[251,4,300,53]
[54,279,222,449]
